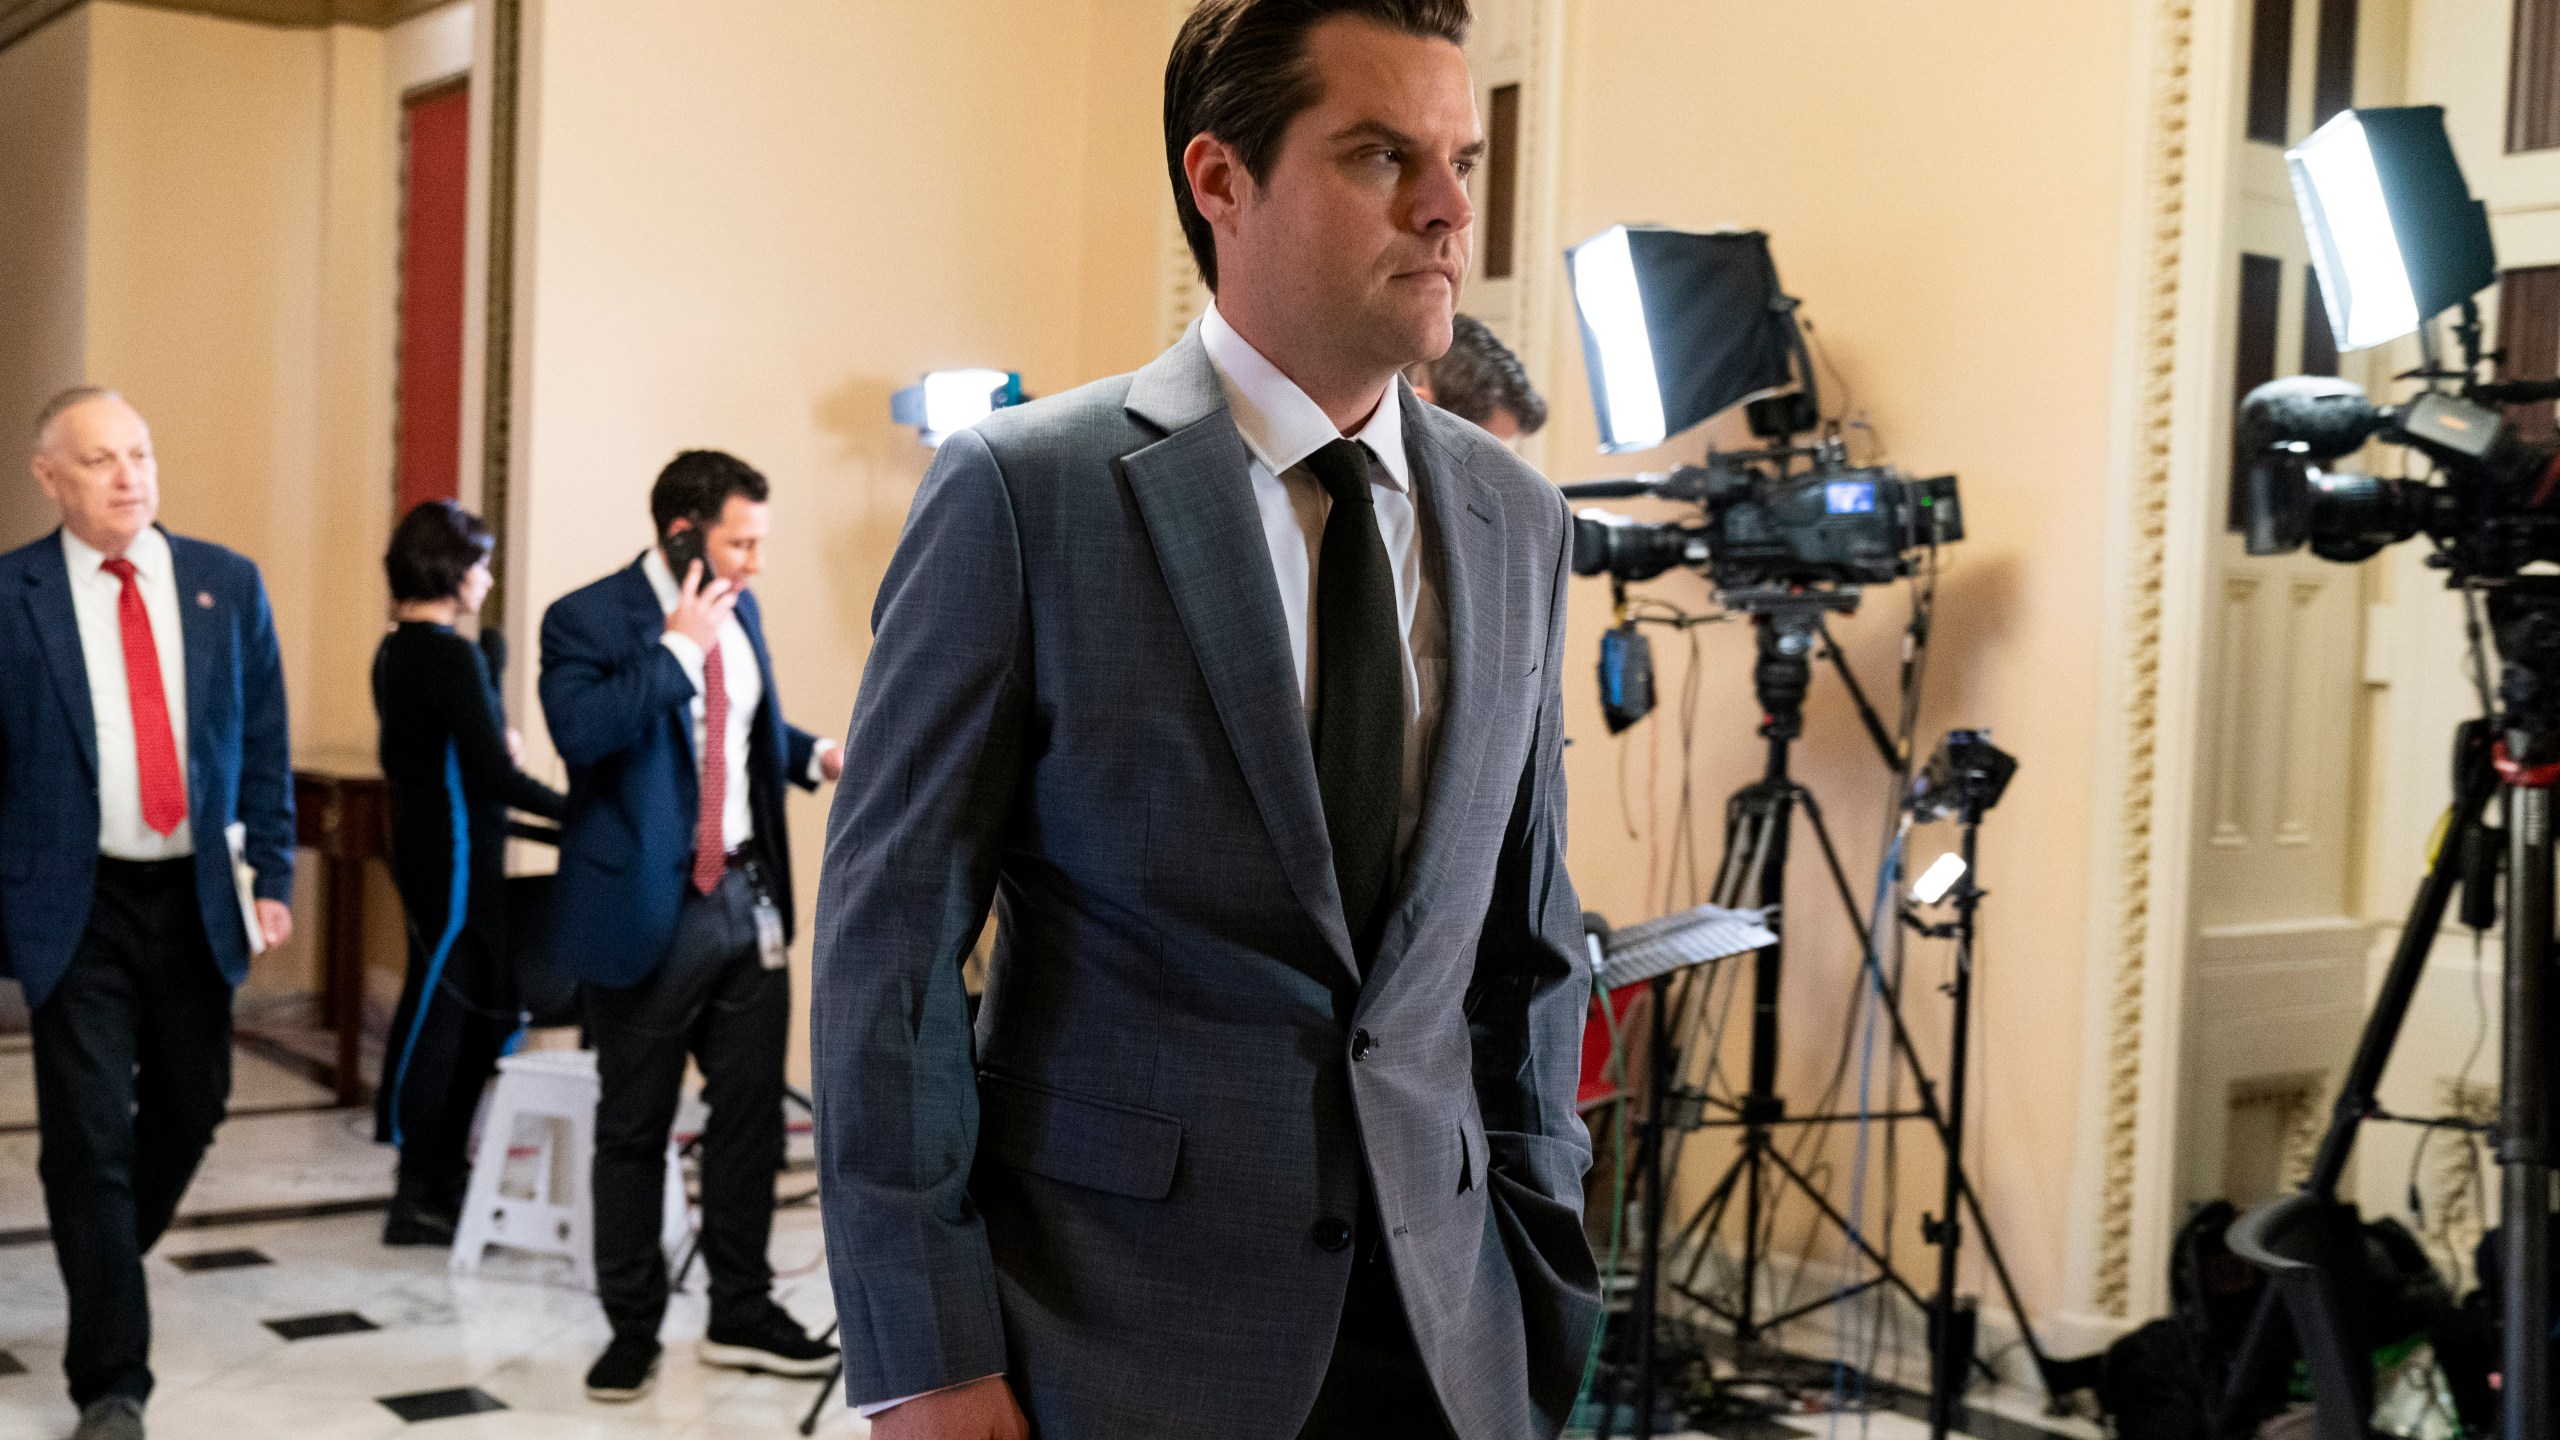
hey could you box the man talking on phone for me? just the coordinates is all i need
[537,450,845,1403]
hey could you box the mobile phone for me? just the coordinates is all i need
[662,526,709,588]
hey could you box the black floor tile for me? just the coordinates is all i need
[264,1310,380,1341]
[165,1247,272,1273]
[0,1349,24,1377]
[378,1387,508,1423]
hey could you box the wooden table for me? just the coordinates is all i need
[286,754,390,1106]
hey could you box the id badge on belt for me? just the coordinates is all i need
[753,893,787,969]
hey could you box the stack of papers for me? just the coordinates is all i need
[1594,905,1777,991]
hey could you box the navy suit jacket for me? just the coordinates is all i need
[0,527,295,1010]
[537,558,818,988]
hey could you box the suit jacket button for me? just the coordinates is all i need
[1312,1217,1353,1252]
[1350,1029,1375,1062]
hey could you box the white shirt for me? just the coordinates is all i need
[641,549,839,849]
[1202,302,1446,859]
[63,526,193,861]
[643,548,763,853]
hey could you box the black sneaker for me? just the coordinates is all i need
[380,1196,457,1248]
[584,1334,661,1402]
[698,1310,838,1378]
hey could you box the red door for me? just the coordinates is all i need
[396,82,470,517]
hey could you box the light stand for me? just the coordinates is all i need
[1593,600,2064,1440]
[1903,731,2020,1440]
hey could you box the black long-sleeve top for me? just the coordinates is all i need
[372,622,566,949]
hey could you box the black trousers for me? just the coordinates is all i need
[377,927,511,1213]
[586,865,788,1341]
[1296,1245,1458,1439]
[30,857,233,1409]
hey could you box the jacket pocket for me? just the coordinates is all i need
[977,1069,1184,1201]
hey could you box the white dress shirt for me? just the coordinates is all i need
[62,526,193,861]
[1201,302,1447,859]
[642,549,837,850]
[643,548,764,853]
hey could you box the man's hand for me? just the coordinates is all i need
[871,1376,1028,1440]
[664,560,737,654]
[255,899,293,951]
[818,743,845,783]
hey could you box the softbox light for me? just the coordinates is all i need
[2286,106,2496,352]
[1566,225,1797,453]
[891,369,1023,448]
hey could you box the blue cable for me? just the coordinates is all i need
[387,742,470,1149]
[1830,826,1906,1436]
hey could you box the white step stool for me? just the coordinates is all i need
[449,1048,691,1291]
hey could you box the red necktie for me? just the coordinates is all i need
[101,557,187,836]
[692,638,728,894]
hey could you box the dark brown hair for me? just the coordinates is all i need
[649,449,770,539]
[1164,0,1470,292]
[384,499,495,603]
[1421,313,1546,433]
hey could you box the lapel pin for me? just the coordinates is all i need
[196,591,214,609]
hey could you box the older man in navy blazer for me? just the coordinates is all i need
[538,449,843,1403]
[0,388,294,1440]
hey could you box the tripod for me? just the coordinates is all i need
[1601,598,2063,1439]
[2218,582,2560,1440]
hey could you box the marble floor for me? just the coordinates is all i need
[0,1040,2023,1440]
[0,1195,858,1439]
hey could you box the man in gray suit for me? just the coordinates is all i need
[811,2,1596,1436]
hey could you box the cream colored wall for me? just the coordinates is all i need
[507,0,1181,1085]
[83,3,329,749]
[0,8,90,551]
[1532,1,2142,1328]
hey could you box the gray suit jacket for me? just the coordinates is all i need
[811,326,1598,1439]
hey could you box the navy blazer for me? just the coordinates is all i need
[0,527,295,1010]
[537,558,818,988]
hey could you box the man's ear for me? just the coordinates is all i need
[1184,131,1249,232]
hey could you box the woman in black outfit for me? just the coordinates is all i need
[372,501,565,1245]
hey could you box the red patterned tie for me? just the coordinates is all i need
[101,557,187,836]
[692,638,728,894]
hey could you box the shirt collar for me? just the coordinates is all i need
[1200,303,1412,493]
[639,547,678,613]
[62,524,170,584]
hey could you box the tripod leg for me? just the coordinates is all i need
[1674,1148,1748,1299]
[2502,781,2551,1440]
[2207,720,2498,1437]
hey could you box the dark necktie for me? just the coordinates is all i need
[1304,438,1405,956]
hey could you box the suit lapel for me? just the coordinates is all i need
[618,560,699,777]
[1362,401,1509,1000]
[170,534,221,799]
[23,534,98,778]
[1122,332,1358,984]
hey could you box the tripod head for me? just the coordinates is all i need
[2488,578,2560,777]
[1736,588,1862,741]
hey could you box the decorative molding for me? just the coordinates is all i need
[2228,1070,2326,1193]
[1159,0,1209,351]
[2093,0,2202,1318]
[2,0,452,52]
[476,0,521,633]
[2208,575,2259,848]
